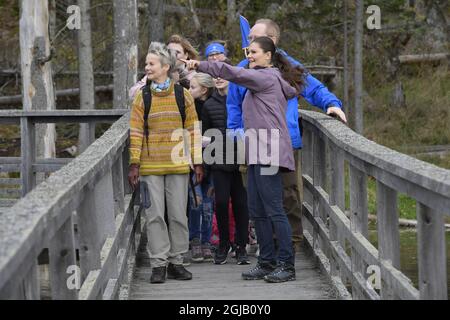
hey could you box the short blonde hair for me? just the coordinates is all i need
[192,72,214,97]
[147,41,176,73]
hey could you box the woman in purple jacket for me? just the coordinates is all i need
[182,36,305,283]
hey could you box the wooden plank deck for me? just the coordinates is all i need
[129,239,336,300]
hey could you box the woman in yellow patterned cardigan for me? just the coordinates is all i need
[128,42,203,284]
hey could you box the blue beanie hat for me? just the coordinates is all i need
[205,43,226,57]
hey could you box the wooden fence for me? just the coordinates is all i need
[0,112,142,299]
[300,110,450,300]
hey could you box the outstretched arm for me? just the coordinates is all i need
[301,73,347,123]
[181,59,271,93]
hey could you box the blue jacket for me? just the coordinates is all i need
[226,49,343,149]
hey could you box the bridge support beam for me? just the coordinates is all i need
[48,213,78,299]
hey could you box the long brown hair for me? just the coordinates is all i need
[251,36,305,94]
[167,34,199,60]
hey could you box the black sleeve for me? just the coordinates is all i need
[201,103,211,135]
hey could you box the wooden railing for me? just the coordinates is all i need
[0,110,127,197]
[299,110,450,300]
[0,112,143,299]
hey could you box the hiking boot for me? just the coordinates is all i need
[214,244,230,265]
[264,262,296,283]
[235,246,250,265]
[150,266,166,284]
[191,238,204,262]
[202,244,214,262]
[242,262,276,280]
[167,263,192,280]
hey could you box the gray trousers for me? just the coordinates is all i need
[140,174,189,268]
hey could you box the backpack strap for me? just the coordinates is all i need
[174,84,186,127]
[141,84,152,155]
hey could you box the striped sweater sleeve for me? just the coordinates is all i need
[183,89,203,165]
[129,90,144,165]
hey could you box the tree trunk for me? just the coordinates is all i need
[148,0,165,43]
[77,0,95,153]
[188,0,202,33]
[343,0,350,125]
[227,0,236,31]
[113,1,129,109]
[48,0,56,41]
[19,0,56,160]
[128,0,138,101]
[354,0,364,134]
[421,0,449,50]
[391,81,406,108]
[188,0,204,44]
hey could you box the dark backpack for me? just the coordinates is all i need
[141,82,186,154]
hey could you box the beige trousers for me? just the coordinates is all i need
[140,174,189,268]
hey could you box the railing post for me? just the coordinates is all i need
[313,134,327,247]
[77,186,102,283]
[349,164,368,299]
[122,141,131,196]
[112,151,125,216]
[20,116,36,196]
[376,181,400,299]
[329,144,345,278]
[48,212,78,299]
[23,263,40,299]
[94,169,117,239]
[417,203,447,300]
[77,169,118,297]
[94,168,119,288]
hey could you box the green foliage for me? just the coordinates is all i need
[364,68,450,149]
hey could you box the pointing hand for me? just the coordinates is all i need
[179,59,200,70]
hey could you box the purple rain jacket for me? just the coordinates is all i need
[197,61,297,171]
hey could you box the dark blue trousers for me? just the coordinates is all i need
[247,165,294,265]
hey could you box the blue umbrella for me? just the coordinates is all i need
[239,15,251,49]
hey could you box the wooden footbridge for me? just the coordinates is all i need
[2,0,449,302]
[0,109,449,300]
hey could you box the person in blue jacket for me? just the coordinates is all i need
[227,18,347,252]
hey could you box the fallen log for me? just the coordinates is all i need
[398,53,449,64]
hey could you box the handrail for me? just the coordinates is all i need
[299,110,449,300]
[0,109,128,124]
[0,113,142,299]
